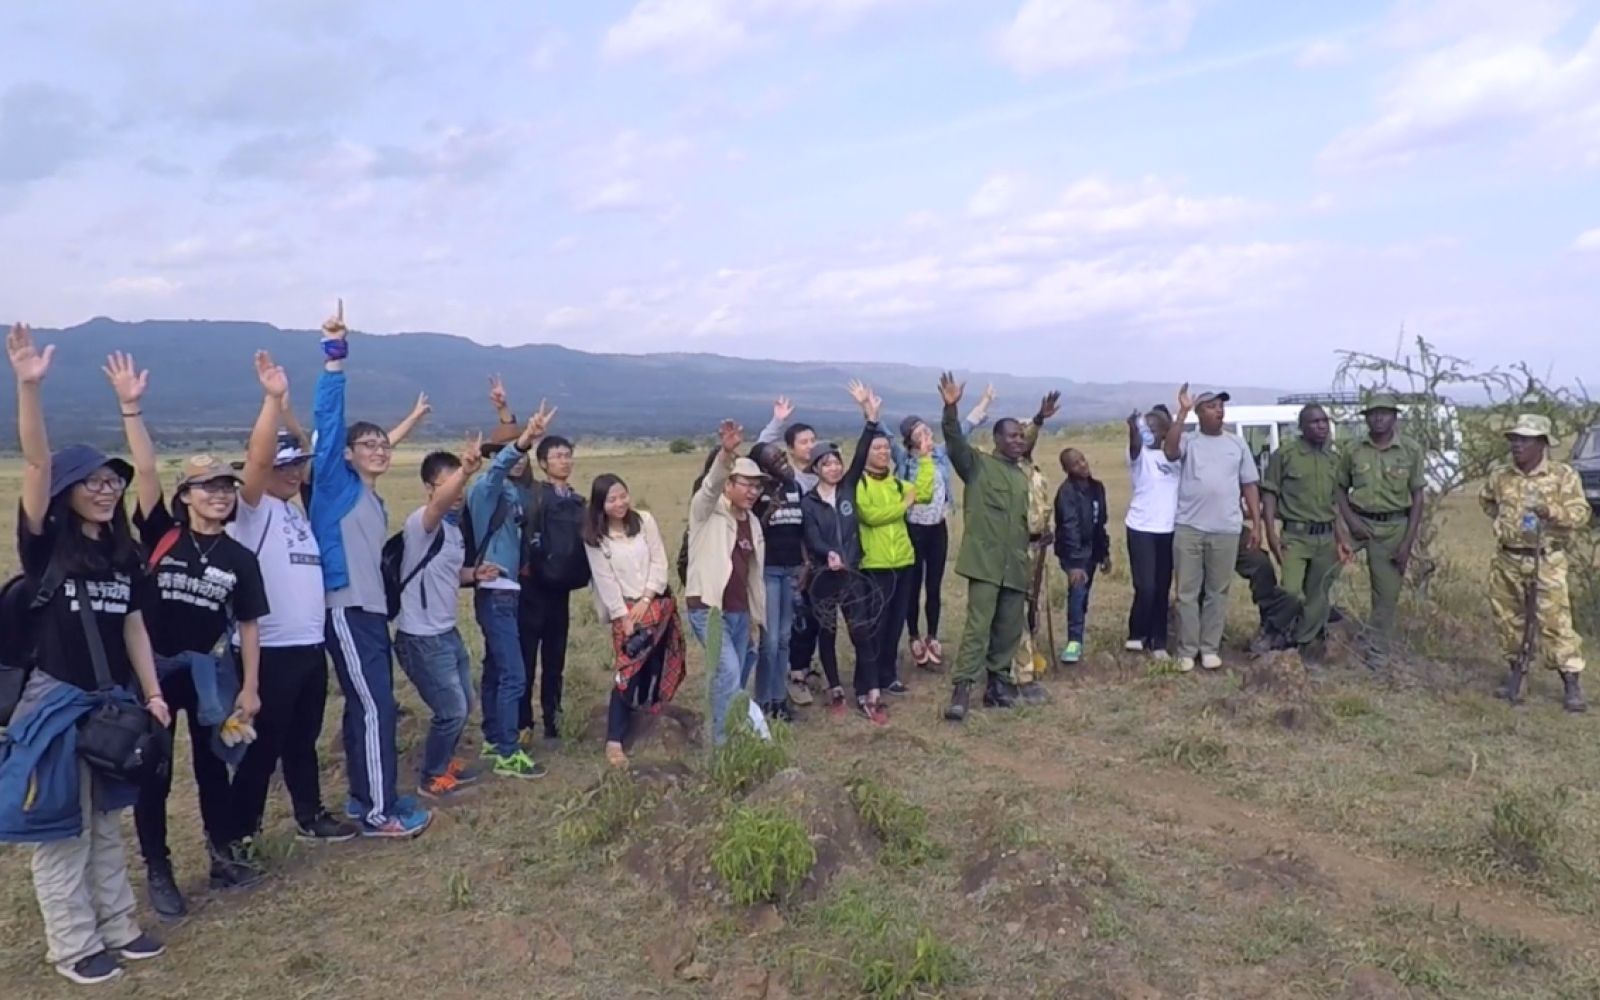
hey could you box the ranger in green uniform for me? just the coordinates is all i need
[1335,394,1426,663]
[1262,405,1351,657]
[937,372,1034,722]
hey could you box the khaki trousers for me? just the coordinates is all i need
[31,763,143,968]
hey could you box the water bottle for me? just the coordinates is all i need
[1521,510,1538,534]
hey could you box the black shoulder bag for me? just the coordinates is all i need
[73,581,168,783]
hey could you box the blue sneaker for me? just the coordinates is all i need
[361,806,432,839]
[345,795,418,822]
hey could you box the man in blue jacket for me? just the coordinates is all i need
[310,301,430,839]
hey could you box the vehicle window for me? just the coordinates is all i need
[1574,430,1600,461]
[1278,421,1300,445]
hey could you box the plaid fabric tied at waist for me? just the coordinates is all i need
[611,594,687,703]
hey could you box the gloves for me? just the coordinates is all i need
[218,711,258,748]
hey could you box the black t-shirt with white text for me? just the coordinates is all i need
[134,497,270,658]
[756,480,805,568]
[18,521,156,692]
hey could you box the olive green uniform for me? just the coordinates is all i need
[1336,435,1425,651]
[944,404,1032,687]
[1262,438,1343,647]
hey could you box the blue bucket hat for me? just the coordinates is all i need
[48,445,134,501]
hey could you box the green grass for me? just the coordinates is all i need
[813,883,965,1000]
[709,695,792,795]
[553,768,658,851]
[845,771,942,868]
[710,805,817,906]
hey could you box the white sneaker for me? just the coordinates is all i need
[1150,649,1171,662]
[1201,653,1223,670]
[1175,654,1194,673]
[1123,639,1145,652]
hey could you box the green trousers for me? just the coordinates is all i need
[1278,528,1341,647]
[1350,518,1407,649]
[954,579,1027,686]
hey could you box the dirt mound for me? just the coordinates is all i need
[1223,845,1334,902]
[960,846,1094,943]
[584,701,704,755]
[1213,652,1329,730]
[744,769,877,900]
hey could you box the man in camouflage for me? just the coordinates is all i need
[1011,408,1059,704]
[1261,404,1352,658]
[1480,414,1592,712]
[1334,393,1426,665]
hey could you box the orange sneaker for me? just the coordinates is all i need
[418,773,465,802]
[445,758,483,786]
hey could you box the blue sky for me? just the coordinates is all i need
[1,0,1597,386]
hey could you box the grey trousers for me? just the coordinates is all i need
[1174,524,1242,660]
[30,762,143,968]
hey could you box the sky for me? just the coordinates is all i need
[0,0,1597,386]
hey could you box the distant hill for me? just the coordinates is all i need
[0,318,1291,446]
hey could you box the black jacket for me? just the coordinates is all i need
[1053,477,1110,572]
[801,422,876,570]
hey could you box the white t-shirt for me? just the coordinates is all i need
[396,508,466,638]
[230,493,326,648]
[1125,447,1181,534]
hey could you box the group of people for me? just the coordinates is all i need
[0,307,1592,986]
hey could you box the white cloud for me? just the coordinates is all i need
[105,275,181,296]
[603,0,920,69]
[1324,19,1600,168]
[543,306,592,331]
[1574,227,1600,251]
[1022,176,1252,242]
[967,173,1022,218]
[995,0,1196,76]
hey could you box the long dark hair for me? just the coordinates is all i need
[583,473,641,547]
[41,492,143,578]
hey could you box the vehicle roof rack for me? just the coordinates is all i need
[1275,391,1444,406]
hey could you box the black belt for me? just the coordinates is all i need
[1500,546,1554,556]
[1282,520,1335,536]
[1353,509,1407,522]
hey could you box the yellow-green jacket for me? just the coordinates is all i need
[857,456,934,571]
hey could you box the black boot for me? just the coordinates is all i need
[983,677,1019,708]
[209,841,266,890]
[145,862,187,919]
[1562,671,1587,713]
[944,683,972,722]
[1018,682,1051,705]
[1496,665,1527,704]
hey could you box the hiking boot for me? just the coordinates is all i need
[297,809,359,843]
[944,682,972,722]
[57,951,123,985]
[114,933,166,962]
[144,862,187,919]
[1562,671,1587,713]
[445,758,484,786]
[1496,665,1527,705]
[787,674,814,706]
[983,677,1019,708]
[1018,682,1051,706]
[1059,641,1083,664]
[418,772,467,802]
[1248,630,1279,655]
[493,750,549,779]
[209,842,266,890]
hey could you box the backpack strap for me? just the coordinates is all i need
[73,579,115,693]
[146,526,182,571]
[474,494,513,569]
[400,529,448,605]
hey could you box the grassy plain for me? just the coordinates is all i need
[3,430,1600,1000]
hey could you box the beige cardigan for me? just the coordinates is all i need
[585,510,669,623]
[684,449,766,627]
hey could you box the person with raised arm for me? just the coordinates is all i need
[1,324,169,985]
[938,373,1032,722]
[228,351,359,850]
[1123,404,1180,658]
[308,301,430,839]
[103,352,271,919]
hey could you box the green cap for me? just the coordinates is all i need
[1359,393,1402,414]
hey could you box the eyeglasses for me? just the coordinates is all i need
[730,477,764,490]
[189,479,239,495]
[80,476,127,496]
[352,440,393,454]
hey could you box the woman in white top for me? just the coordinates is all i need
[582,474,685,769]
[1124,405,1181,658]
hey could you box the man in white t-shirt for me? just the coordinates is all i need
[229,353,359,844]
[1161,386,1263,672]
[393,442,495,802]
[1124,404,1180,659]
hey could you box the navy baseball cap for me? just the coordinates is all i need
[48,445,134,500]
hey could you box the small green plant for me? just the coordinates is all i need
[818,884,965,999]
[668,438,696,455]
[711,805,816,906]
[1149,732,1229,772]
[846,772,941,868]
[1483,786,1571,879]
[1090,903,1131,941]
[554,769,656,850]
[1235,905,1319,964]
[445,870,472,911]
[1476,928,1541,969]
[710,695,791,796]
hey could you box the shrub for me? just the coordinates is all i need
[711,805,816,905]
[710,695,791,796]
[845,772,941,868]
[668,438,696,454]
[554,769,656,850]
[818,884,964,999]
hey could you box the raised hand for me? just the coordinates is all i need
[773,396,794,423]
[1177,382,1193,412]
[321,298,347,340]
[488,374,508,410]
[979,383,996,409]
[102,351,149,406]
[528,398,558,438]
[938,371,965,407]
[6,323,53,384]
[1036,390,1062,423]
[410,392,431,419]
[718,419,743,454]
[1127,409,1140,428]
[254,350,289,399]
[460,431,485,475]
[846,379,870,407]
[864,390,883,424]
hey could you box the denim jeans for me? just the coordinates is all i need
[756,565,800,704]
[395,629,475,781]
[688,607,753,746]
[474,589,526,757]
[1066,565,1098,644]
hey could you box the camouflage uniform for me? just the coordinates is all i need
[1479,454,1591,674]
[1013,452,1054,685]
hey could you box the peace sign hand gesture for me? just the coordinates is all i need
[938,371,965,407]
